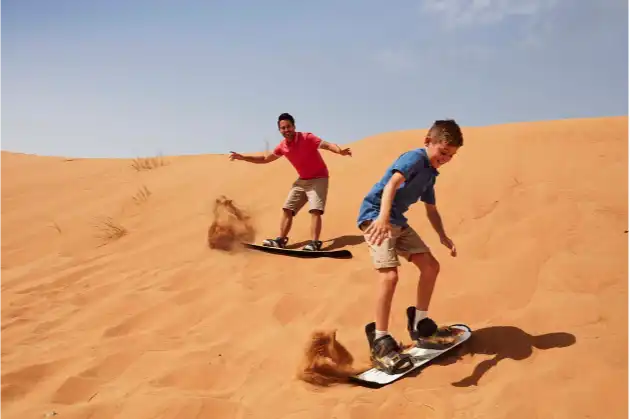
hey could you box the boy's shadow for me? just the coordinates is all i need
[431,326,577,387]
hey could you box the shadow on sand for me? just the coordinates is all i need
[423,325,577,387]
[286,234,365,251]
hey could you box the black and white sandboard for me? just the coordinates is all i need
[350,324,472,387]
[242,243,352,259]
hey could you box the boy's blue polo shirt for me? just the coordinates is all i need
[357,148,439,228]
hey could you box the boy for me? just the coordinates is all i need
[356,119,465,374]
[229,113,352,251]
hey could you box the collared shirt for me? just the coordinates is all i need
[357,148,438,227]
[273,132,329,179]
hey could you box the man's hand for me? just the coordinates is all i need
[364,217,392,246]
[229,151,244,161]
[440,235,457,257]
[339,147,352,156]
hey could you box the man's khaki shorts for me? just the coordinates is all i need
[283,177,329,215]
[359,220,431,269]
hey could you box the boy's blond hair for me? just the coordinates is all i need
[427,119,463,147]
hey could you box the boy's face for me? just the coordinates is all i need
[425,139,459,169]
[278,120,296,140]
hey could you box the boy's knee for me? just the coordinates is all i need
[429,255,440,273]
[378,268,399,284]
[431,258,440,274]
[411,253,440,274]
[282,208,294,217]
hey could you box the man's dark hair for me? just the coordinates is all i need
[278,113,295,126]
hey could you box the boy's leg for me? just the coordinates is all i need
[303,178,328,250]
[410,252,440,312]
[361,221,402,335]
[375,267,398,333]
[398,226,464,348]
[360,222,413,374]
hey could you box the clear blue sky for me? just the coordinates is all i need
[2,0,628,158]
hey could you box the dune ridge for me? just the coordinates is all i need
[2,116,627,418]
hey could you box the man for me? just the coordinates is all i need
[229,112,352,251]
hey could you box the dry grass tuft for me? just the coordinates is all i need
[131,154,168,171]
[132,185,152,204]
[51,222,62,233]
[95,217,128,244]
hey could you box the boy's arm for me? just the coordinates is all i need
[365,171,406,245]
[424,204,447,239]
[364,151,421,245]
[378,172,406,223]
[425,203,457,256]
[319,140,352,156]
[229,151,280,164]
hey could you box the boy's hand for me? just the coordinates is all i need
[365,217,392,246]
[229,151,244,161]
[440,235,457,257]
[340,147,352,156]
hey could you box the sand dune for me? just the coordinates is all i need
[2,116,627,418]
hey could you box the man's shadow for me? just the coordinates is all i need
[429,326,577,387]
[286,235,365,251]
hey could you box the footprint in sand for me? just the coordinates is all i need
[14,262,108,296]
[32,317,67,334]
[51,351,140,405]
[272,294,313,326]
[102,303,173,338]
[153,397,246,419]
[150,360,250,395]
[78,351,140,381]
[2,359,68,403]
[170,287,206,305]
[51,376,101,405]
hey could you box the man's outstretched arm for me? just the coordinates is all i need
[229,151,281,164]
[319,141,352,156]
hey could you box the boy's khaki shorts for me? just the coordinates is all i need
[283,177,329,215]
[359,220,431,269]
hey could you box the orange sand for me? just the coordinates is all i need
[2,116,627,418]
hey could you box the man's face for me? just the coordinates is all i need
[278,120,296,139]
[425,139,459,168]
